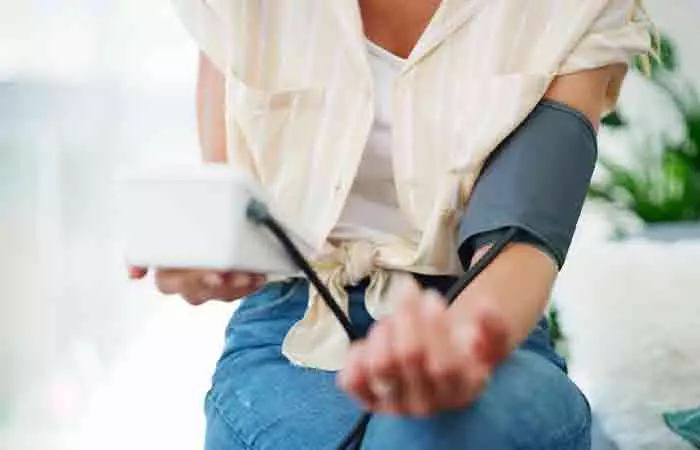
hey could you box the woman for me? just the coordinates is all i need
[130,1,652,448]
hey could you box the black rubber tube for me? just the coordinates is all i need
[247,198,517,449]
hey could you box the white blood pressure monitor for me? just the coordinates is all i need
[115,163,305,275]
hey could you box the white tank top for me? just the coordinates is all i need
[330,41,412,242]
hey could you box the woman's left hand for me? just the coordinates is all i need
[337,275,511,417]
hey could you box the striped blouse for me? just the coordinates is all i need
[173,0,652,371]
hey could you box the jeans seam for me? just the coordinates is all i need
[207,390,256,450]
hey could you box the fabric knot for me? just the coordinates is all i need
[337,241,377,285]
[280,240,392,371]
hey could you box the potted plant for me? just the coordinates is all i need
[588,36,700,240]
[552,35,700,450]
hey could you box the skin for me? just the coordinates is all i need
[127,52,265,304]
[130,0,627,416]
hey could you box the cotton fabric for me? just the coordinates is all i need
[173,0,652,370]
[331,40,411,240]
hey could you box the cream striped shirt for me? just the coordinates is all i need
[173,0,652,370]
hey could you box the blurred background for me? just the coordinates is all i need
[0,1,698,450]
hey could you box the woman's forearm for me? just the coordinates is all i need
[449,64,622,356]
[449,243,557,354]
[196,51,228,163]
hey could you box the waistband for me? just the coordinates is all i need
[347,273,459,297]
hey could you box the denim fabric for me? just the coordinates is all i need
[205,278,591,450]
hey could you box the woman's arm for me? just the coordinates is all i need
[129,52,266,303]
[450,63,627,353]
[339,64,623,417]
[544,63,627,130]
[196,51,228,163]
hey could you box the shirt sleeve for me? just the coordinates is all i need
[457,100,598,270]
[557,0,652,110]
[558,0,652,75]
[172,0,228,72]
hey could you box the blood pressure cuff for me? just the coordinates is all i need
[458,99,597,270]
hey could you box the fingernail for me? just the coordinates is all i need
[232,274,251,288]
[202,273,223,288]
[128,267,144,279]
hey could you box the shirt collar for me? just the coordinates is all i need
[330,0,489,75]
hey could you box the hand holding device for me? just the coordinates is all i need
[115,163,310,304]
[127,266,265,305]
[115,163,310,273]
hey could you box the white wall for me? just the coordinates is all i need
[0,2,203,447]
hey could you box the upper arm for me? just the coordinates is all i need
[196,52,227,163]
[171,0,229,162]
[550,0,652,120]
[544,63,627,130]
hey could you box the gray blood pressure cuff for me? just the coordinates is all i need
[457,99,597,270]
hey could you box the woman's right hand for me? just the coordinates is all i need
[128,267,266,306]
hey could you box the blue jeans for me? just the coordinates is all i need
[204,278,592,450]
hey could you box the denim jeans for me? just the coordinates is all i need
[204,278,592,450]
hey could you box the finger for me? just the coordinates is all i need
[448,355,491,409]
[388,272,423,308]
[445,306,509,408]
[338,341,377,407]
[365,320,402,413]
[471,305,511,368]
[422,291,463,410]
[442,315,483,407]
[128,266,148,280]
[215,273,267,301]
[225,272,254,290]
[154,270,212,305]
[180,271,222,305]
[244,273,267,291]
[201,272,224,290]
[392,288,432,416]
[154,269,189,295]
[453,307,509,406]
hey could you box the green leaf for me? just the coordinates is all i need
[635,34,677,77]
[548,306,563,343]
[601,110,626,128]
[681,111,700,169]
[587,185,617,203]
[657,35,678,72]
[596,33,700,224]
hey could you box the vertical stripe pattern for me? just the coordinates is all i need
[173,0,652,370]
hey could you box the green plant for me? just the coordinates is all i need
[589,36,700,224]
[547,306,563,344]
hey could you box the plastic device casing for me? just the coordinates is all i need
[114,163,304,275]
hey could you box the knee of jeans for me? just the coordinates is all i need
[363,350,591,450]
